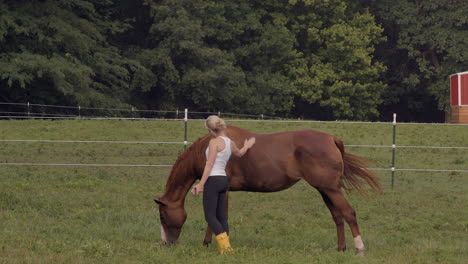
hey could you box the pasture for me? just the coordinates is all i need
[0,119,467,263]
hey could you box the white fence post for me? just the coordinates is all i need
[184,109,188,150]
[391,113,397,188]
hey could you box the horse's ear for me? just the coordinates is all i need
[154,198,166,206]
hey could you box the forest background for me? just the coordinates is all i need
[1,0,467,122]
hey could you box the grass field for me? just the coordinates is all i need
[0,119,467,263]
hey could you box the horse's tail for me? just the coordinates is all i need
[334,137,383,194]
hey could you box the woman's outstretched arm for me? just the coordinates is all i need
[231,137,256,157]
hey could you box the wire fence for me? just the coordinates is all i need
[0,139,187,144]
[0,163,173,167]
[0,138,467,174]
[3,101,468,127]
[0,102,281,120]
[1,163,467,173]
[3,101,468,125]
[0,102,467,185]
[1,139,468,150]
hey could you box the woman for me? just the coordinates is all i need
[192,115,256,254]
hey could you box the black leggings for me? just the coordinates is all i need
[203,176,229,236]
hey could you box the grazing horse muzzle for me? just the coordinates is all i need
[155,198,187,245]
[160,225,177,245]
[159,224,182,245]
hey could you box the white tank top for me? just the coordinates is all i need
[205,136,232,176]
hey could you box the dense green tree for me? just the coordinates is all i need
[366,0,468,122]
[281,0,386,120]
[134,0,386,119]
[1,0,425,121]
[0,0,153,109]
[130,0,297,115]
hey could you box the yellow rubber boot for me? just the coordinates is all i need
[215,232,233,255]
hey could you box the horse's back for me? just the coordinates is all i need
[226,127,343,191]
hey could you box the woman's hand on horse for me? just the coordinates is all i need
[245,137,256,149]
[192,184,204,195]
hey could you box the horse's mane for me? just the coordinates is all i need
[162,125,252,196]
[163,134,210,193]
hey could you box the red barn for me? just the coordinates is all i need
[449,72,468,123]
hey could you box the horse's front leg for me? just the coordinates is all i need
[203,225,213,246]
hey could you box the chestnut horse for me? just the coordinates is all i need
[154,125,381,254]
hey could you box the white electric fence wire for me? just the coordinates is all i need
[0,163,172,167]
[0,102,178,113]
[346,145,468,149]
[370,168,468,173]
[0,112,80,117]
[0,139,187,144]
[2,114,468,125]
[1,140,466,149]
[0,116,183,121]
[2,101,468,125]
[0,163,466,173]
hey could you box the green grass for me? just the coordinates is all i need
[0,119,467,263]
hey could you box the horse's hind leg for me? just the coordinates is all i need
[324,189,365,255]
[318,190,346,251]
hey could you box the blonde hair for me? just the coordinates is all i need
[205,115,226,132]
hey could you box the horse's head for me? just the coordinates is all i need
[154,198,187,244]
[152,135,211,244]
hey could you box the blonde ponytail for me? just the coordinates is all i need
[205,115,226,132]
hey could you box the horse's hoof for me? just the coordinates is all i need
[203,240,211,247]
[356,248,365,256]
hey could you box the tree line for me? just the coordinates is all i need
[1,0,467,122]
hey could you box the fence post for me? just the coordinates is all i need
[27,102,30,118]
[78,106,81,118]
[184,109,188,150]
[176,109,179,119]
[391,113,397,188]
